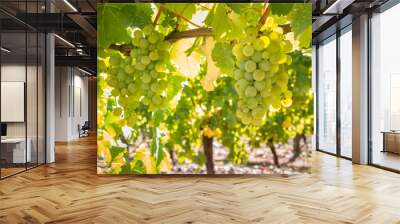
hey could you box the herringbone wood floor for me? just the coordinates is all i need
[1,136,400,224]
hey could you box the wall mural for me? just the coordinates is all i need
[97,3,313,175]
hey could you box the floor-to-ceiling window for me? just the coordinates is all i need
[371,2,400,171]
[339,26,352,158]
[317,35,337,154]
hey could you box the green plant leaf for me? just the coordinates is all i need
[97,3,153,49]
[270,3,294,15]
[211,42,235,75]
[289,4,312,48]
[110,146,126,162]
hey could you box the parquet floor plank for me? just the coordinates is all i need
[0,136,399,223]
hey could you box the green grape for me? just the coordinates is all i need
[245,86,257,97]
[142,96,150,105]
[253,70,265,81]
[242,107,250,113]
[152,95,162,105]
[141,56,151,65]
[148,32,159,44]
[242,44,255,57]
[233,69,244,80]
[253,38,265,51]
[269,32,281,41]
[139,39,149,49]
[158,41,171,51]
[149,50,159,61]
[252,107,265,117]
[236,60,245,69]
[128,83,135,93]
[267,41,281,53]
[109,55,120,67]
[232,44,243,57]
[142,24,153,36]
[135,63,146,71]
[270,64,280,74]
[133,29,143,39]
[244,72,253,81]
[247,98,258,109]
[262,51,270,59]
[259,61,271,71]
[124,65,134,74]
[252,52,262,63]
[245,26,258,38]
[141,74,151,83]
[155,62,165,72]
[281,97,292,107]
[244,61,256,72]
[236,79,249,90]
[254,81,265,91]
[120,88,128,96]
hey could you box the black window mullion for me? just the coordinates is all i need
[336,28,341,157]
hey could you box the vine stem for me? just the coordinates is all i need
[153,5,164,25]
[109,24,290,54]
[161,4,202,28]
[258,4,270,28]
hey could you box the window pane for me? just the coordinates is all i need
[340,28,352,158]
[318,36,337,154]
[371,4,400,171]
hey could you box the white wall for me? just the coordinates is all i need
[55,67,89,141]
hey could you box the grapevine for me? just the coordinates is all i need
[97,3,313,174]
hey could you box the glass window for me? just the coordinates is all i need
[371,3,400,171]
[1,30,28,178]
[0,1,46,179]
[339,27,352,158]
[317,36,337,154]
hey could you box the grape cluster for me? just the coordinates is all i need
[232,18,293,125]
[106,25,172,121]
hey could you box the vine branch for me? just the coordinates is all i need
[153,5,164,25]
[109,24,290,55]
[161,4,202,28]
[258,4,270,28]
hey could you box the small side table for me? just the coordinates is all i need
[381,131,400,154]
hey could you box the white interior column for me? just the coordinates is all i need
[352,14,369,164]
[46,1,55,163]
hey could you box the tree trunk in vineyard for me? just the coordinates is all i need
[203,135,215,174]
[289,134,306,163]
[289,134,302,163]
[268,139,280,168]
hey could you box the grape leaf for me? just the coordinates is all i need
[97,4,152,49]
[225,3,249,14]
[211,42,235,75]
[289,4,312,48]
[210,4,245,41]
[270,3,294,15]
[211,4,230,40]
[163,3,196,19]
[201,37,220,91]
[298,26,312,49]
[109,146,126,163]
